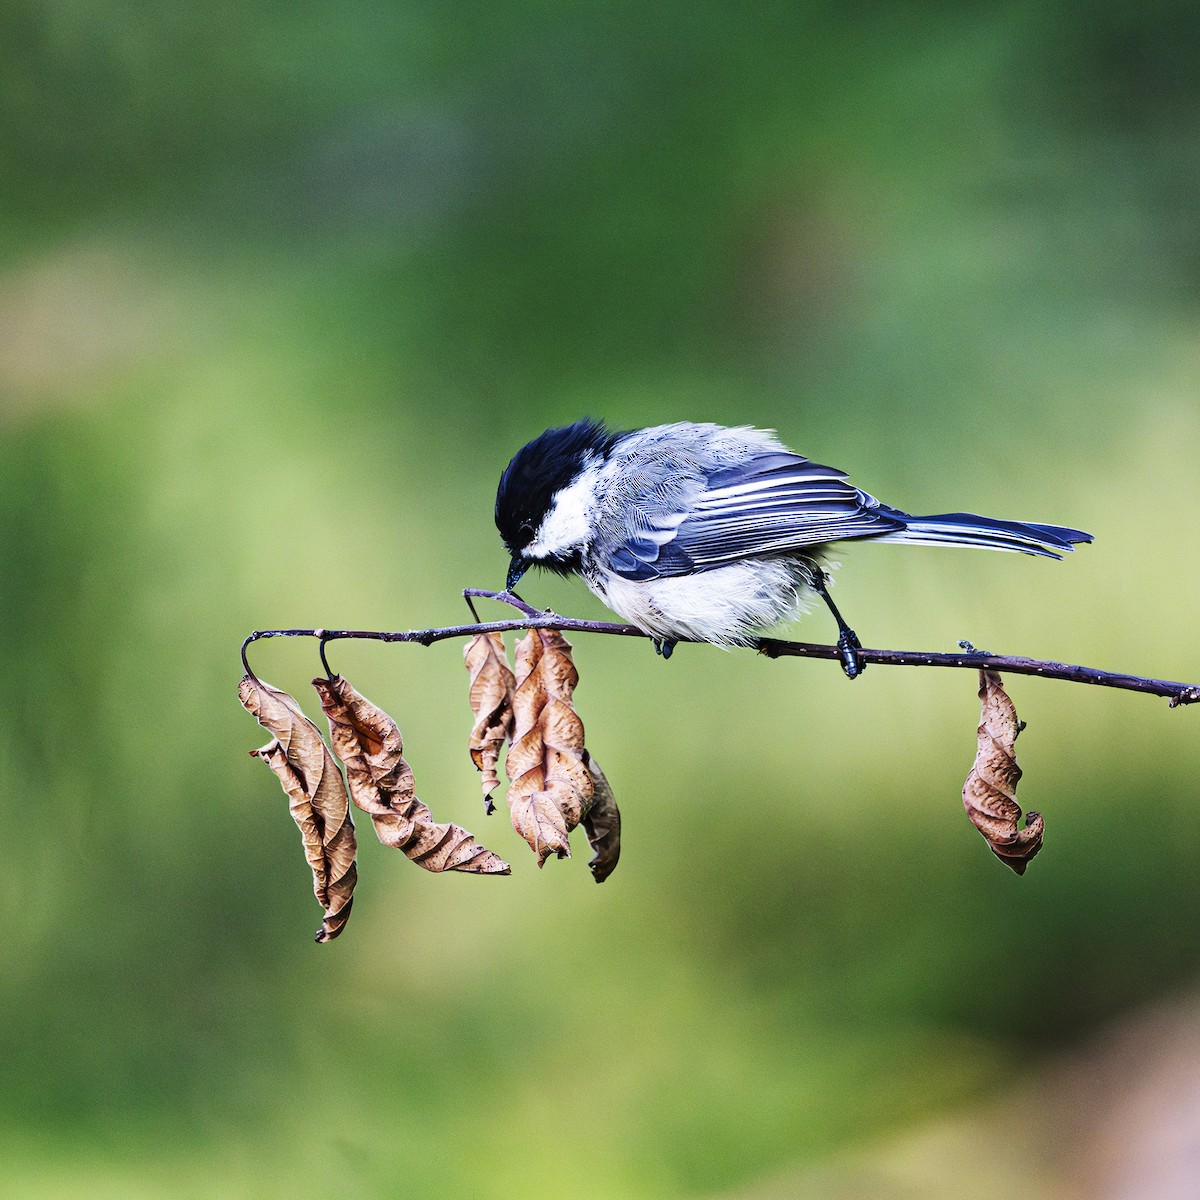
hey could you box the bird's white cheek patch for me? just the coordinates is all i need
[529,465,600,557]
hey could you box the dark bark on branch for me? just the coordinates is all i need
[239,588,1200,708]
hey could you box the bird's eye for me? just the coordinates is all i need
[518,522,534,542]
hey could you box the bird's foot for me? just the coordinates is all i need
[836,628,863,680]
[652,637,677,660]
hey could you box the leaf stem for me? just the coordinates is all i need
[240,589,1200,707]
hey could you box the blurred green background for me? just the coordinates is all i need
[3,2,1200,1196]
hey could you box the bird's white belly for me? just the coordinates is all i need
[586,559,820,645]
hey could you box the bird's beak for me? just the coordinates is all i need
[506,554,530,592]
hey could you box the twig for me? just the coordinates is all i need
[239,588,1200,708]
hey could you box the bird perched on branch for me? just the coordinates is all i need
[495,419,1092,678]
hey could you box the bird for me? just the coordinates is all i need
[494,419,1092,678]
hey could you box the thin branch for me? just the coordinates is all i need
[239,588,1200,708]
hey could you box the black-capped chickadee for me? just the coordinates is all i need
[495,420,1092,677]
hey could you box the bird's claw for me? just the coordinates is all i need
[653,637,676,660]
[837,628,863,680]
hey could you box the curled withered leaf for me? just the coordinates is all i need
[963,669,1044,874]
[505,629,595,866]
[581,751,621,884]
[238,674,357,942]
[313,674,510,875]
[464,631,516,814]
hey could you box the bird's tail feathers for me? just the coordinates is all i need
[873,511,1093,559]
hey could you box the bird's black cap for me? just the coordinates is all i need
[494,418,617,556]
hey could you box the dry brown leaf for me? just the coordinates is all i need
[505,629,595,866]
[238,674,357,942]
[464,631,516,813]
[963,669,1044,874]
[581,751,621,883]
[313,674,510,875]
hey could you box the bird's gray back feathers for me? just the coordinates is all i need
[588,424,902,581]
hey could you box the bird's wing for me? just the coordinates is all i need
[604,451,905,581]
